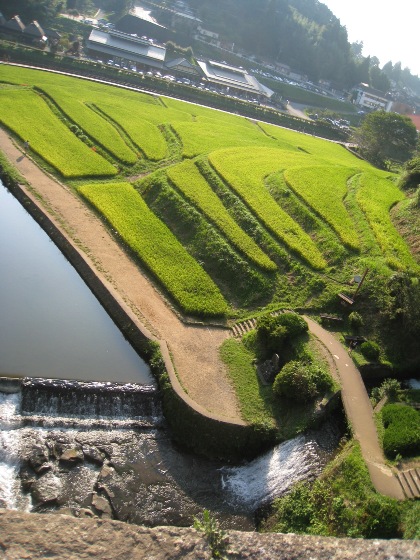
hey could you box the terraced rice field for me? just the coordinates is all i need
[0,64,417,317]
[78,182,228,317]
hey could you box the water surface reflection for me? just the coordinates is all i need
[0,180,151,384]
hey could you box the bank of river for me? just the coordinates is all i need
[0,176,342,529]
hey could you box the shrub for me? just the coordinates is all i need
[273,360,333,402]
[399,156,420,190]
[382,404,420,459]
[256,313,307,358]
[348,311,363,332]
[371,378,401,405]
[360,340,380,362]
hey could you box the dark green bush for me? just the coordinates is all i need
[348,311,363,332]
[256,312,308,358]
[273,360,333,403]
[399,156,420,190]
[382,404,420,459]
[360,340,380,362]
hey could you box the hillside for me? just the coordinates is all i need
[146,0,420,96]
[0,64,418,370]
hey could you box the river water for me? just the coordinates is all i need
[0,178,341,529]
[0,180,151,384]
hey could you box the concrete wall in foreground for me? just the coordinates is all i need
[0,510,419,560]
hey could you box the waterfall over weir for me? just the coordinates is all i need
[0,391,30,511]
[20,378,162,429]
[0,378,340,529]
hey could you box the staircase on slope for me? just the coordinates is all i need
[231,310,291,338]
[396,468,420,499]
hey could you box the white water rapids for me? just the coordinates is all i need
[221,435,325,511]
[0,391,30,510]
[0,387,337,525]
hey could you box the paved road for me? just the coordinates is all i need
[304,316,404,500]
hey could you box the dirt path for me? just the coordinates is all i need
[304,316,404,500]
[0,128,243,423]
[1,128,406,496]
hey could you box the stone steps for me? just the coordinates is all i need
[231,317,256,338]
[397,468,420,499]
[230,310,294,338]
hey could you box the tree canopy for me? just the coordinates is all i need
[352,111,418,169]
[0,0,64,23]
[272,360,333,402]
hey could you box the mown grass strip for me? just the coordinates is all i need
[0,89,117,178]
[284,165,360,250]
[78,182,229,317]
[209,147,327,269]
[356,172,419,272]
[167,160,276,271]
[39,85,138,164]
[220,338,275,427]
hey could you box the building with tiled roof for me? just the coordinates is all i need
[86,28,166,70]
[196,60,274,99]
[4,15,25,33]
[408,114,420,132]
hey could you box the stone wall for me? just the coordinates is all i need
[0,510,419,559]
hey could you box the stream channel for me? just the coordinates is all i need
[0,178,341,529]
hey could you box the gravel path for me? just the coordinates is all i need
[0,128,243,423]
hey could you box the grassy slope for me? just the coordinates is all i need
[260,441,419,539]
[0,65,417,324]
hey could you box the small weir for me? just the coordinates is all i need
[20,378,162,429]
[221,435,329,511]
[0,376,341,529]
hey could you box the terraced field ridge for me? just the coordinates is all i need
[0,64,418,318]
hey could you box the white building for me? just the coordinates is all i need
[352,83,392,112]
[196,60,274,99]
[86,28,166,70]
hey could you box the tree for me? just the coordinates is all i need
[272,360,333,402]
[0,0,63,23]
[369,65,390,93]
[352,111,417,169]
[350,41,364,60]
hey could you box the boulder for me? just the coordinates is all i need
[82,445,106,465]
[27,443,50,473]
[31,472,62,506]
[91,494,113,517]
[59,447,84,463]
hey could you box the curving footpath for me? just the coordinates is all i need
[0,128,243,424]
[0,128,406,497]
[304,316,404,500]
